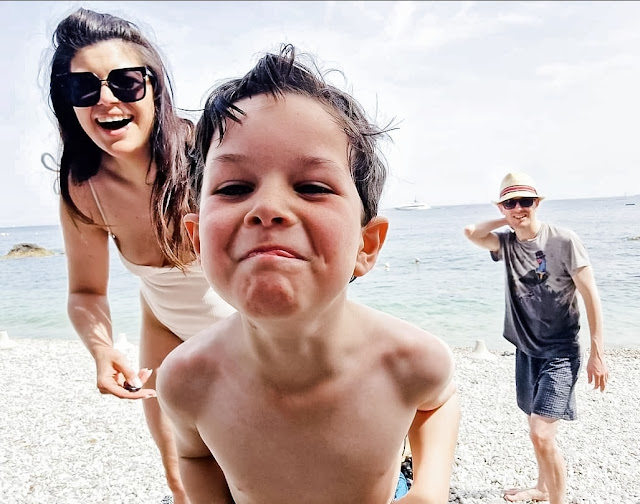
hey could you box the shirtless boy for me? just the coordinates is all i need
[157,44,460,504]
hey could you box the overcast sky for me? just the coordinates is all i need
[2,1,639,227]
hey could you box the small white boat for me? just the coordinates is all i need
[394,200,431,211]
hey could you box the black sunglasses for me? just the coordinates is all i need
[57,67,151,107]
[502,197,536,210]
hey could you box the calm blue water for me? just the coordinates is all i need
[1,196,638,350]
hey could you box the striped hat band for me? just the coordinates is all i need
[500,185,538,198]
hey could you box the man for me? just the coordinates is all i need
[463,172,608,504]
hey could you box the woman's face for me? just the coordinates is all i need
[69,40,155,161]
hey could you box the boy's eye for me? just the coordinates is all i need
[215,183,253,196]
[296,183,333,195]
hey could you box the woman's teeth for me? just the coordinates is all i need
[97,115,133,131]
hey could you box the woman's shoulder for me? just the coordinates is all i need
[65,174,92,204]
[60,175,104,228]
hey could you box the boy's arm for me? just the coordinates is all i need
[572,265,609,392]
[156,360,234,504]
[402,380,460,504]
[463,218,508,251]
[177,448,233,504]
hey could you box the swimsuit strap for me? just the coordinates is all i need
[87,178,116,238]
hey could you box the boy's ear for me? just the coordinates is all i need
[353,216,389,279]
[183,213,201,256]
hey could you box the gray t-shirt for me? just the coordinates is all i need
[491,222,590,358]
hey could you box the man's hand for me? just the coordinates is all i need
[587,353,608,392]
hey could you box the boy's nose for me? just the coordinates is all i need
[244,188,296,227]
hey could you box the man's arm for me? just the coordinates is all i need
[572,265,609,392]
[463,218,507,251]
[156,357,234,503]
[402,382,460,504]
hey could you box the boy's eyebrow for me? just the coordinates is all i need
[293,155,345,169]
[210,153,347,171]
[209,153,246,165]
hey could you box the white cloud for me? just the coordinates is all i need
[536,52,638,90]
[1,1,640,226]
[496,12,540,25]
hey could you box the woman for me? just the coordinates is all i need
[47,8,234,504]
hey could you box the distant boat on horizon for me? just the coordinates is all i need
[394,199,431,211]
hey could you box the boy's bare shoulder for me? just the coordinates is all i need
[358,303,452,358]
[157,315,236,407]
[356,303,455,407]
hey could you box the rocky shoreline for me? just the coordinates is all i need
[1,339,638,503]
[0,243,58,260]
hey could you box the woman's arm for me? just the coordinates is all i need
[60,198,153,398]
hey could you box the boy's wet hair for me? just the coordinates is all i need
[194,44,393,224]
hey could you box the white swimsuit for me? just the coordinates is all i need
[88,180,235,340]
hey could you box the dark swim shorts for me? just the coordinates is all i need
[515,349,581,421]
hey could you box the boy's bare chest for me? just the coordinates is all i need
[198,367,413,501]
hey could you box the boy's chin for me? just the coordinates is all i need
[238,284,300,319]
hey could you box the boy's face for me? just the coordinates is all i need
[186,93,388,319]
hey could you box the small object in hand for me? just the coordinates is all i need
[123,381,141,392]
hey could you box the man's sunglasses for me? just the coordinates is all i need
[56,67,151,107]
[502,197,536,210]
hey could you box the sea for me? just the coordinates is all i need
[1,195,638,351]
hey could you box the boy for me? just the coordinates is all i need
[463,172,608,504]
[157,45,460,504]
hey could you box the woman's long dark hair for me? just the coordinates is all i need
[48,8,196,269]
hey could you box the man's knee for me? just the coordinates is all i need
[529,415,558,453]
[529,428,554,451]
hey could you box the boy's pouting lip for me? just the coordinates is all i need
[242,246,303,260]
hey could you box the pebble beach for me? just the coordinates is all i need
[1,339,638,504]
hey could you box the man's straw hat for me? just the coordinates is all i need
[494,172,545,204]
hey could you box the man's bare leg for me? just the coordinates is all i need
[503,414,565,503]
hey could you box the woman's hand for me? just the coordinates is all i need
[94,346,156,399]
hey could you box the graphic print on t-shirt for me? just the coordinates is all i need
[519,250,548,286]
[495,223,591,356]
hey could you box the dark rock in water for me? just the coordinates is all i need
[1,243,57,259]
